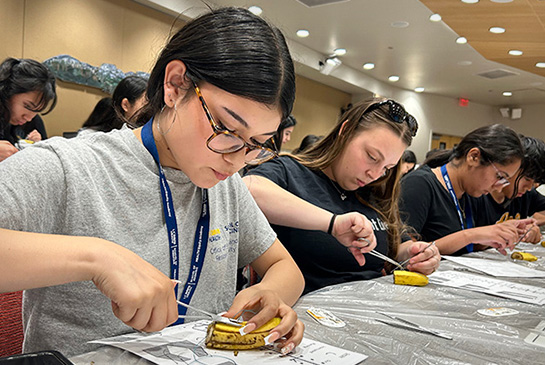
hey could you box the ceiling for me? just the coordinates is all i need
[135,0,545,106]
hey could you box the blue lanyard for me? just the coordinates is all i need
[141,119,210,324]
[440,164,473,252]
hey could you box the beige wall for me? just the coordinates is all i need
[286,76,351,151]
[1,0,180,137]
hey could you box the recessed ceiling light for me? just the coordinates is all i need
[248,6,262,16]
[414,87,425,93]
[296,29,309,38]
[458,60,472,66]
[429,14,442,22]
[456,37,467,44]
[502,91,512,97]
[508,50,523,56]
[388,75,400,82]
[391,21,409,28]
[461,0,479,3]
[491,0,513,3]
[489,27,505,34]
[536,62,545,68]
[362,63,375,70]
[333,48,346,56]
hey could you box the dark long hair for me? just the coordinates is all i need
[273,114,297,150]
[504,135,545,203]
[0,58,57,127]
[290,98,418,259]
[136,7,295,126]
[424,124,523,168]
[112,75,147,121]
[81,97,124,133]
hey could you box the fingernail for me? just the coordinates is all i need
[239,322,256,336]
[281,342,295,355]
[264,332,280,345]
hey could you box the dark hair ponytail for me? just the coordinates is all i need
[136,7,295,126]
[0,58,57,126]
[424,124,523,168]
[112,75,147,119]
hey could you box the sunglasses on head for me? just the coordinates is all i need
[364,100,418,137]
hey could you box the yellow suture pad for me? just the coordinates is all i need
[393,270,429,286]
[511,252,538,261]
[205,317,281,350]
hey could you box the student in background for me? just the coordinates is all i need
[400,149,417,176]
[0,7,303,356]
[112,75,147,122]
[244,99,440,294]
[77,97,118,136]
[400,124,530,256]
[470,135,545,243]
[292,134,321,154]
[274,114,297,150]
[0,58,57,161]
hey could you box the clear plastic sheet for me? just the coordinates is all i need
[43,55,149,94]
[70,246,545,365]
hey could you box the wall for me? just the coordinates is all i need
[286,76,351,151]
[0,0,180,137]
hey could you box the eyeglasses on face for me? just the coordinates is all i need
[192,82,278,165]
[490,162,510,187]
[364,100,418,137]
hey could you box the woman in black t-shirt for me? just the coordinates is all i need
[0,58,57,162]
[470,135,545,243]
[400,124,532,256]
[244,99,441,294]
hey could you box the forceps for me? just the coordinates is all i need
[376,312,453,340]
[172,279,244,326]
[354,237,405,271]
[398,241,436,268]
[514,226,534,246]
[176,300,245,327]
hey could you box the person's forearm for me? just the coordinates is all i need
[434,230,474,255]
[533,212,545,226]
[258,257,304,306]
[0,228,104,293]
[243,175,332,232]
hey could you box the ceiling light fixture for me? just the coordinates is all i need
[362,63,375,70]
[388,75,400,82]
[414,87,425,93]
[320,57,342,75]
[456,37,467,44]
[333,48,346,56]
[489,27,506,34]
[491,0,513,3]
[248,6,262,16]
[508,50,523,56]
[461,0,479,3]
[502,91,512,97]
[429,14,442,22]
[296,29,310,38]
[536,62,545,68]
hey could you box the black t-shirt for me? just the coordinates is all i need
[470,189,545,226]
[0,115,47,145]
[399,165,474,255]
[247,156,389,294]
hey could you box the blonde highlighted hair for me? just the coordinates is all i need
[287,98,416,260]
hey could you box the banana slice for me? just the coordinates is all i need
[511,252,538,261]
[205,317,281,350]
[393,270,429,286]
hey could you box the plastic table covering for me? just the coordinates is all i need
[70,243,545,365]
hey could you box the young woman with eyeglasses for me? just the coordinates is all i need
[243,99,441,294]
[469,135,545,244]
[0,7,304,356]
[0,57,57,161]
[399,124,531,256]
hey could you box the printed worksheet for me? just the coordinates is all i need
[443,255,545,278]
[91,320,368,365]
[429,270,545,305]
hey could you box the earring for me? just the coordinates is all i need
[156,101,177,136]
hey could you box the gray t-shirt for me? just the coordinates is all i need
[0,128,276,356]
